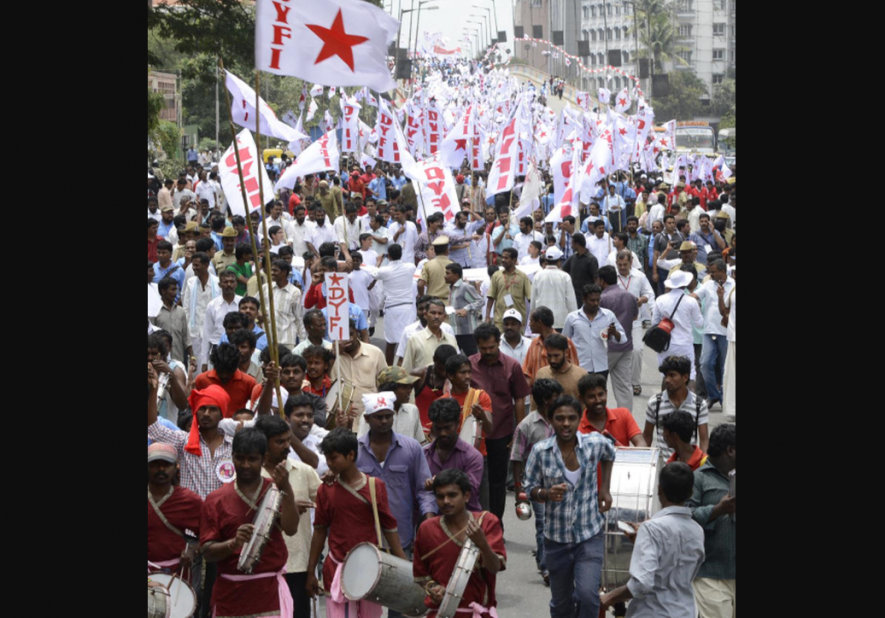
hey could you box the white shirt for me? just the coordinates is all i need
[183,261,217,294]
[606,249,642,271]
[348,269,374,314]
[395,319,455,360]
[373,260,417,310]
[513,230,544,260]
[272,282,306,346]
[148,209,162,223]
[721,204,736,227]
[693,277,735,336]
[616,269,655,325]
[200,294,244,360]
[500,335,532,366]
[289,424,330,478]
[369,226,391,264]
[647,203,666,227]
[387,221,419,264]
[651,289,703,349]
[182,275,218,340]
[518,255,541,281]
[333,216,365,251]
[197,181,216,209]
[587,233,613,268]
[530,266,578,328]
[285,219,315,257]
[687,205,704,234]
[725,288,735,342]
[306,220,338,252]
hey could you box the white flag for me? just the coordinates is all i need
[275,129,340,191]
[614,87,631,113]
[328,86,337,99]
[310,84,324,98]
[486,116,519,197]
[340,97,362,153]
[514,158,542,219]
[305,98,319,122]
[219,129,275,218]
[255,0,398,93]
[225,70,308,143]
[375,99,408,164]
[598,87,611,105]
[405,155,461,229]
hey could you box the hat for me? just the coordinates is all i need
[664,271,693,289]
[160,205,174,212]
[502,308,523,323]
[184,221,199,232]
[456,174,465,183]
[362,391,397,415]
[676,182,685,189]
[184,385,231,456]
[221,227,237,237]
[350,192,361,198]
[545,246,563,260]
[432,235,450,246]
[658,182,670,190]
[318,180,329,188]
[678,241,695,252]
[377,366,419,387]
[462,198,471,204]
[376,199,388,206]
[715,211,730,220]
[640,174,648,178]
[148,443,177,464]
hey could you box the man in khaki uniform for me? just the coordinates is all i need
[418,236,453,301]
[317,180,340,222]
[212,227,238,273]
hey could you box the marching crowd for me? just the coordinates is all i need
[148,60,736,618]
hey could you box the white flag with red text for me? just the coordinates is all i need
[404,155,460,228]
[219,129,275,218]
[225,70,308,144]
[255,0,399,93]
[274,129,340,191]
[340,96,362,153]
[485,116,519,197]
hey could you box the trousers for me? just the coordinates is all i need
[693,577,736,618]
[700,334,729,402]
[606,349,634,412]
[284,572,310,618]
[545,534,604,618]
[485,435,513,527]
[631,323,644,386]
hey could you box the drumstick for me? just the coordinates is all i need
[171,565,184,608]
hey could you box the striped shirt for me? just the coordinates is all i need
[645,390,709,461]
[522,432,616,544]
[146,421,234,500]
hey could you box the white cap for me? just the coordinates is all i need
[362,392,396,415]
[502,308,523,323]
[545,246,563,261]
[664,271,693,289]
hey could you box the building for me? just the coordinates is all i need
[148,70,178,123]
[667,0,736,96]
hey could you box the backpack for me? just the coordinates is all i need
[642,293,685,353]
[654,393,702,442]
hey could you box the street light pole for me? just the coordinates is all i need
[471,14,491,46]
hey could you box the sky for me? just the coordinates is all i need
[381,0,515,56]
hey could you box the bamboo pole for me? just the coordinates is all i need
[218,58,281,418]
[254,70,287,420]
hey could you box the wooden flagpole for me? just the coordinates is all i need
[254,70,286,419]
[218,58,279,415]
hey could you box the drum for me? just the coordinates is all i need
[458,416,479,449]
[148,573,196,618]
[601,447,662,593]
[324,380,355,429]
[437,538,480,618]
[238,484,283,574]
[147,579,170,618]
[341,542,427,616]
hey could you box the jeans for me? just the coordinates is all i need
[545,534,605,618]
[387,545,414,618]
[533,500,547,572]
[485,435,513,527]
[694,343,707,399]
[700,334,729,402]
[284,572,310,618]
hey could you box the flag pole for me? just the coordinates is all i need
[254,69,286,419]
[334,339,343,427]
[219,57,278,412]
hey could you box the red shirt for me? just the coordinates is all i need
[578,407,642,446]
[148,235,163,263]
[288,192,301,216]
[666,445,708,471]
[147,486,202,565]
[415,370,445,437]
[304,374,333,398]
[194,369,257,417]
[347,177,366,200]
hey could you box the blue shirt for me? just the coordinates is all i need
[356,431,437,548]
[562,307,627,372]
[523,431,616,544]
[491,220,520,255]
[158,220,176,239]
[210,231,224,252]
[187,149,198,162]
[320,304,368,339]
[390,176,408,191]
[219,324,269,351]
[689,230,723,265]
[581,216,612,235]
[368,177,387,201]
[288,270,304,288]
[541,193,555,215]
[152,262,186,303]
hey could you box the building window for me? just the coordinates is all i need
[717,0,726,9]
[712,74,724,84]
[712,49,725,60]
[678,24,692,38]
[590,54,596,65]
[530,0,542,6]
[615,5,620,15]
[583,6,589,19]
[615,28,621,40]
[591,6,596,18]
[598,52,605,65]
[608,4,612,16]
[623,51,629,63]
[591,30,597,41]
[713,23,726,35]
[606,28,612,40]
[624,26,629,39]
[676,0,694,10]
[678,50,692,63]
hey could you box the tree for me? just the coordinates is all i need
[629,0,690,73]
[711,77,735,118]
[650,70,708,121]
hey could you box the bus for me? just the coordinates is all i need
[675,122,716,156]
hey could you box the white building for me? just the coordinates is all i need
[666,0,736,96]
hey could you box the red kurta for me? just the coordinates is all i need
[413,512,507,616]
[200,479,288,617]
[314,475,398,593]
[147,485,202,565]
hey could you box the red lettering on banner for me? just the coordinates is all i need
[379,125,390,137]
[241,99,249,123]
[272,25,292,46]
[378,136,388,150]
[270,48,283,70]
[494,158,512,188]
[427,181,445,197]
[345,105,354,115]
[242,160,253,178]
[224,147,252,170]
[380,114,392,126]
[432,194,454,219]
[272,0,291,22]
[424,167,445,181]
[244,176,259,196]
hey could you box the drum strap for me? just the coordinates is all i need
[460,388,478,426]
[420,511,488,561]
[368,477,385,550]
[148,489,185,540]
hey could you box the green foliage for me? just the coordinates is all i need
[156,120,182,162]
[711,77,735,118]
[199,137,220,151]
[650,71,708,121]
[718,112,735,148]
[629,0,689,71]
[148,87,165,137]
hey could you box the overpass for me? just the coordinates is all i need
[509,63,600,115]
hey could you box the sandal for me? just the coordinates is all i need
[633,385,642,396]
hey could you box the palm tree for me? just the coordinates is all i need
[628,0,690,72]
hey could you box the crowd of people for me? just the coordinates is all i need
[148,55,736,618]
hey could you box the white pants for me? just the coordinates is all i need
[722,340,736,420]
[631,322,644,386]
[658,343,696,380]
[693,577,736,618]
[607,349,634,412]
[192,334,205,372]
[383,303,417,344]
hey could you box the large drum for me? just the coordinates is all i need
[601,447,662,592]
[147,579,170,618]
[437,538,480,618]
[341,542,427,616]
[148,573,196,618]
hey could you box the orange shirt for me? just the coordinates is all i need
[666,445,708,471]
[194,369,257,418]
[578,407,642,447]
[441,389,492,457]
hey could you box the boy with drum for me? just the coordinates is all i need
[413,469,507,618]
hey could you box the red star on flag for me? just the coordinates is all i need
[618,98,627,106]
[306,9,369,72]
[619,127,627,136]
[660,138,668,146]
[328,273,344,286]
[455,139,468,151]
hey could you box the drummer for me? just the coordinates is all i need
[147,443,202,599]
[413,468,506,618]
[200,428,299,618]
